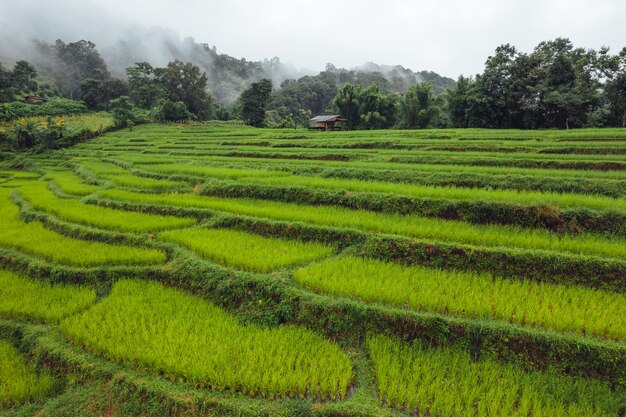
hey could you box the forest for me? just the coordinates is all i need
[1,37,625,130]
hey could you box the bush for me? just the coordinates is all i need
[9,117,68,150]
[150,99,192,121]
[108,96,136,127]
[0,99,88,121]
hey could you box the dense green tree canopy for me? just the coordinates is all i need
[333,83,398,129]
[444,38,623,129]
[161,60,213,120]
[108,96,136,127]
[126,62,166,109]
[1,36,623,130]
[38,39,109,99]
[0,61,37,102]
[239,79,273,127]
[126,61,213,120]
[400,83,448,128]
[604,47,626,127]
[79,77,129,110]
[151,99,192,121]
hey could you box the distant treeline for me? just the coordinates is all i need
[247,38,626,130]
[447,40,626,130]
[0,37,624,129]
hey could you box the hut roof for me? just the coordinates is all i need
[310,115,346,122]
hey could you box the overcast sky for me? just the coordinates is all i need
[1,0,625,78]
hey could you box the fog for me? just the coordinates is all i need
[1,0,624,83]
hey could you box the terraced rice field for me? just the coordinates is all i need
[0,341,54,407]
[0,123,624,416]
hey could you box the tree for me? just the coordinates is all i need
[126,62,166,109]
[604,47,626,127]
[161,60,213,120]
[214,104,232,121]
[445,76,473,128]
[79,77,129,109]
[0,65,9,99]
[0,61,38,102]
[265,106,296,128]
[531,39,601,129]
[239,79,273,127]
[10,61,38,93]
[108,96,136,127]
[333,83,398,129]
[456,38,613,129]
[358,85,398,129]
[151,99,191,121]
[101,78,129,104]
[465,44,526,128]
[400,83,439,128]
[78,78,101,109]
[333,83,361,129]
[45,39,108,99]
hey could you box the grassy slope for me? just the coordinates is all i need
[1,123,625,416]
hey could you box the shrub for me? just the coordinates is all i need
[0,99,88,121]
[9,117,68,150]
[108,96,136,127]
[151,98,192,121]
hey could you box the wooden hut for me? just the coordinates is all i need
[24,96,48,105]
[309,115,348,131]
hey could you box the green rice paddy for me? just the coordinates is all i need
[367,335,624,417]
[60,279,352,399]
[0,341,54,407]
[159,227,334,272]
[20,182,196,232]
[2,123,625,416]
[0,188,165,266]
[99,189,626,260]
[295,256,626,340]
[0,269,96,323]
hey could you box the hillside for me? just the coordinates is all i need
[3,34,454,105]
[0,123,624,415]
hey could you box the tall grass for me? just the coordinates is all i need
[100,189,626,260]
[20,183,195,232]
[367,335,624,417]
[0,179,42,189]
[76,160,130,176]
[60,280,352,399]
[0,269,96,323]
[294,257,626,340]
[159,228,333,272]
[0,189,165,266]
[0,341,55,407]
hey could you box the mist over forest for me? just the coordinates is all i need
[0,0,624,130]
[0,0,453,105]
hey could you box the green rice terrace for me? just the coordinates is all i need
[1,123,626,417]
